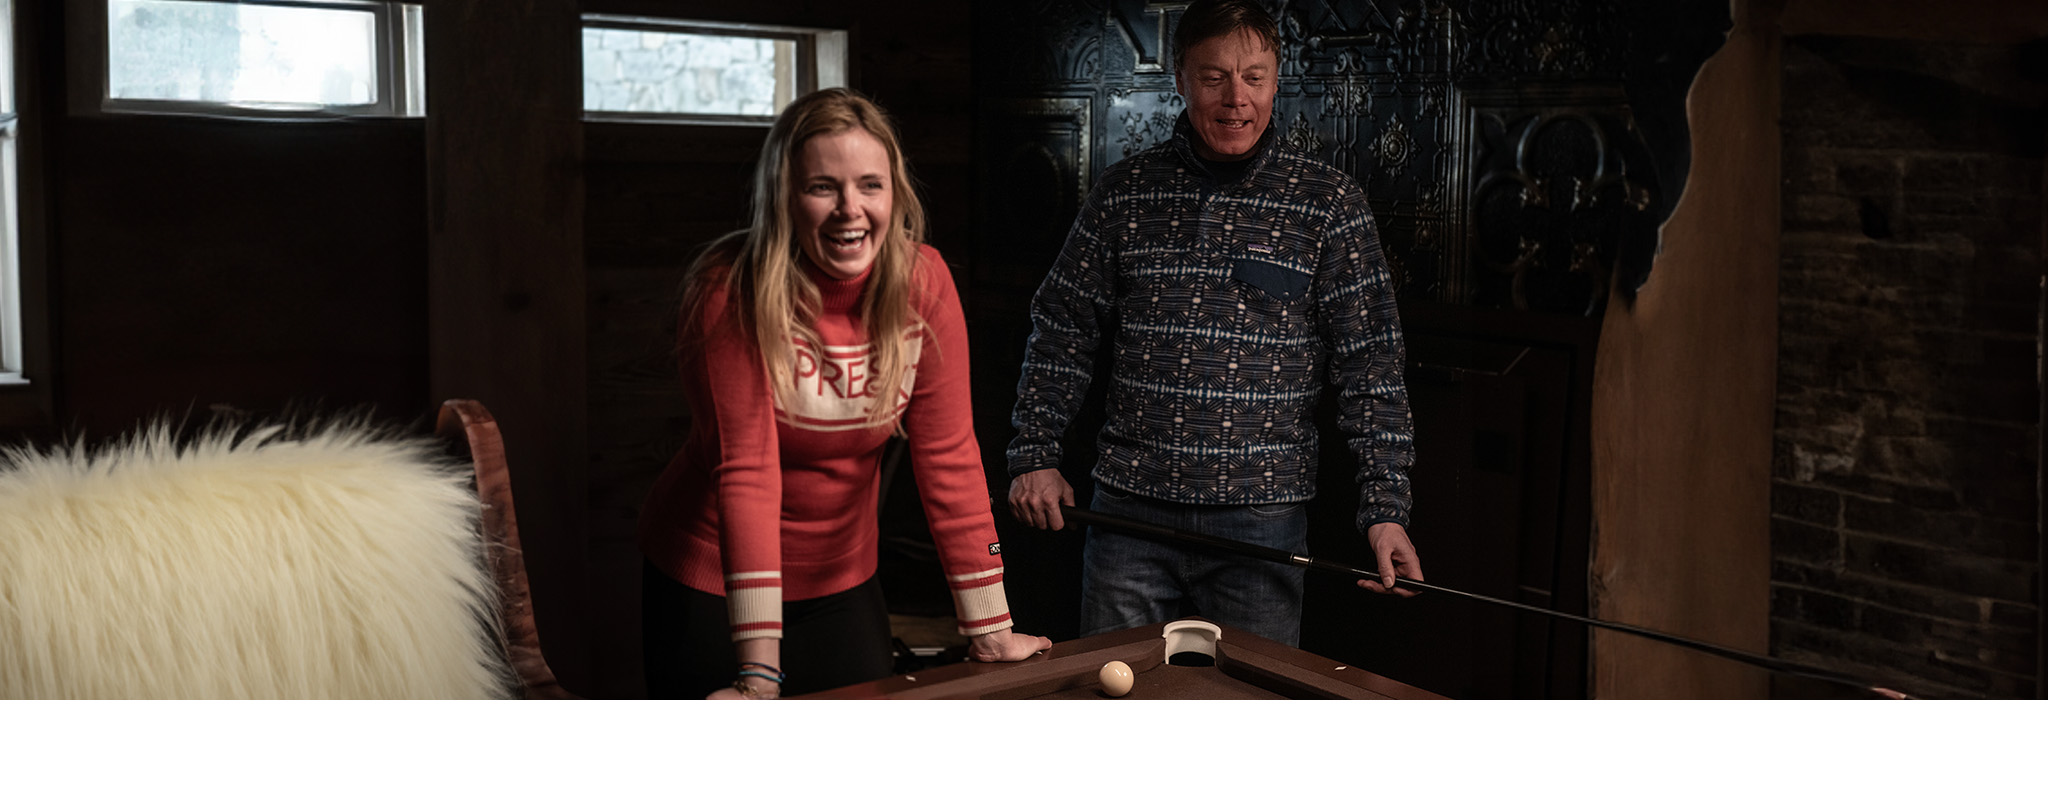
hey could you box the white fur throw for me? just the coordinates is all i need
[0,420,512,699]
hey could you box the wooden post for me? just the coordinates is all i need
[424,0,589,692]
[1589,0,1780,698]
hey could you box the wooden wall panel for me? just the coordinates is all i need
[1590,0,1781,699]
[50,119,429,435]
[426,0,592,694]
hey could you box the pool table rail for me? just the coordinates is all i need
[801,618,1446,700]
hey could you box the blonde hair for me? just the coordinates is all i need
[681,88,929,426]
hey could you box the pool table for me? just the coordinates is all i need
[801,617,1445,699]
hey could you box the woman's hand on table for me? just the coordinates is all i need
[706,675,781,700]
[706,685,754,700]
[706,637,783,698]
[967,628,1053,662]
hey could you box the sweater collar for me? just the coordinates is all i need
[1169,110,1279,186]
[802,257,872,314]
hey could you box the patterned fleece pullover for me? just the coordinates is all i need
[1006,113,1414,533]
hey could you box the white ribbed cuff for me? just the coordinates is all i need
[952,580,1012,637]
[725,577,781,641]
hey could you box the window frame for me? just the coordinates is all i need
[72,0,425,120]
[2,0,25,388]
[1,114,20,386]
[1,0,50,430]
[579,14,846,127]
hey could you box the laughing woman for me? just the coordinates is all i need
[638,88,1050,699]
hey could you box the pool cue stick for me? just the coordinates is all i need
[1040,504,1909,699]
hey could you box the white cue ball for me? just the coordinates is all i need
[1098,660,1135,697]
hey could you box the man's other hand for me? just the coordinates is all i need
[1358,521,1423,597]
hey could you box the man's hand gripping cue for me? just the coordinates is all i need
[1007,468,1076,530]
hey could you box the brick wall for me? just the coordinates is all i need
[1773,35,2044,698]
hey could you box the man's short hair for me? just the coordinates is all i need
[1172,0,1282,73]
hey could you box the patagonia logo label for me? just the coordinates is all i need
[1248,243,1275,255]
[988,542,1002,556]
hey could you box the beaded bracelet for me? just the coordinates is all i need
[736,662,785,681]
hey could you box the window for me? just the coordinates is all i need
[86,0,424,118]
[2,0,22,385]
[581,15,845,124]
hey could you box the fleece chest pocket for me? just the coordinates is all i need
[1231,257,1312,302]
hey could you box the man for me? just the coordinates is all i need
[1005,0,1421,647]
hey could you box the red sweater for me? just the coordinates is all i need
[639,245,1013,642]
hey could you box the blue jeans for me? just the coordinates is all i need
[1081,481,1308,647]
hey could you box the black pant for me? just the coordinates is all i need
[641,560,896,698]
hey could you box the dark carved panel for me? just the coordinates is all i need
[1458,86,1659,315]
[1452,0,1627,78]
[1105,88,1185,160]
